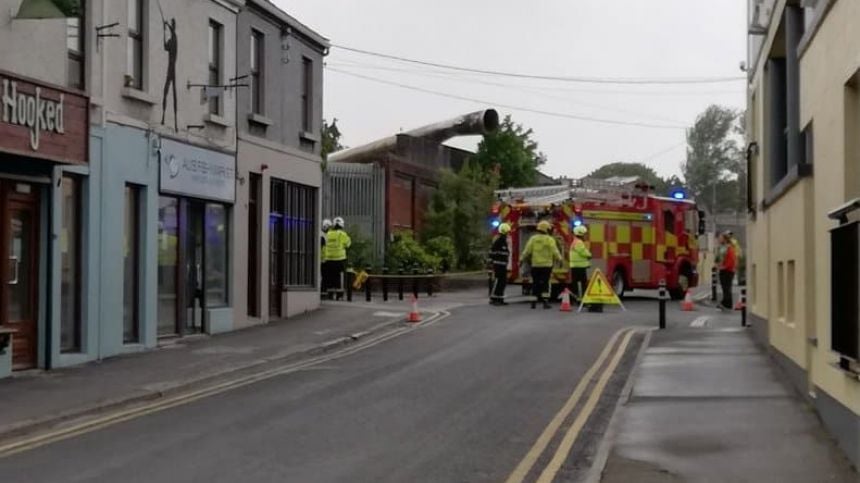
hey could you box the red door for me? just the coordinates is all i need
[0,183,40,370]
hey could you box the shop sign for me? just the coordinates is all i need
[0,71,88,164]
[160,138,235,203]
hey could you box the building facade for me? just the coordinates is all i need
[746,0,860,466]
[234,0,327,323]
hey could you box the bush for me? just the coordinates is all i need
[346,225,376,270]
[424,236,456,273]
[385,231,440,271]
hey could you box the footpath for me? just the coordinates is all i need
[596,309,858,482]
[0,300,434,444]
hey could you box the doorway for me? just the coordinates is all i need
[0,182,40,369]
[184,201,205,334]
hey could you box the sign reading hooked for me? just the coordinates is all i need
[580,269,624,310]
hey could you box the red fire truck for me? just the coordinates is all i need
[491,177,705,299]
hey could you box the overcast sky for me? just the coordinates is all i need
[275,0,746,179]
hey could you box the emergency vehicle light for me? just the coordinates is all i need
[491,219,501,228]
[670,188,686,200]
[572,219,583,227]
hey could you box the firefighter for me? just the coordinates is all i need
[489,222,511,306]
[320,219,332,294]
[325,217,352,300]
[718,232,737,310]
[521,220,562,310]
[569,225,592,302]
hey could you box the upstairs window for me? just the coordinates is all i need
[67,2,85,89]
[250,30,264,115]
[126,0,144,89]
[302,57,313,132]
[208,20,223,115]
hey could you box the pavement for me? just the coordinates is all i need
[597,309,859,483]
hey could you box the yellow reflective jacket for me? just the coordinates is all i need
[325,229,351,261]
[521,233,562,268]
[569,238,592,268]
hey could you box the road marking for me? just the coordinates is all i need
[504,328,631,483]
[0,311,451,459]
[690,316,711,328]
[536,329,636,483]
[372,311,404,317]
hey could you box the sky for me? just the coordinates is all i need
[275,0,747,179]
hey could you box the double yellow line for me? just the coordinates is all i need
[506,328,637,483]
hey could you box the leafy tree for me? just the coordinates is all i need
[682,105,744,214]
[424,236,456,273]
[385,232,440,271]
[422,162,498,269]
[321,118,344,162]
[470,115,546,188]
[588,162,669,195]
[345,225,376,270]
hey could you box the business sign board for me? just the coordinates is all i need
[159,138,235,203]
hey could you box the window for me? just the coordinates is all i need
[269,179,317,295]
[801,123,813,165]
[205,204,229,306]
[302,57,313,131]
[250,30,264,115]
[751,264,757,307]
[157,197,179,336]
[663,210,675,235]
[208,20,223,115]
[60,176,82,352]
[786,260,796,322]
[831,222,859,360]
[777,261,785,320]
[66,2,84,89]
[269,181,284,316]
[123,185,141,343]
[126,0,144,89]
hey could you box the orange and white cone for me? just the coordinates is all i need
[560,288,572,312]
[681,290,695,311]
[407,295,422,323]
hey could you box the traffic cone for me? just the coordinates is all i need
[407,295,422,323]
[560,289,572,312]
[681,290,695,311]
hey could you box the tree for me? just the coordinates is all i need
[321,118,344,161]
[588,162,670,195]
[422,162,499,269]
[470,115,546,188]
[682,105,744,214]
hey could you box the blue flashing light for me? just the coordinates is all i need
[491,219,501,228]
[670,188,686,200]
[572,219,583,227]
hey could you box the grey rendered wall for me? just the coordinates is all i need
[236,6,325,153]
[0,2,68,86]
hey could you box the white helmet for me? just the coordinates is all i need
[333,217,345,228]
[322,219,332,230]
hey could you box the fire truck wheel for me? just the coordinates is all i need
[612,269,626,298]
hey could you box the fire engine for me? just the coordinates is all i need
[491,177,705,300]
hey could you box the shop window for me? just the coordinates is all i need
[269,179,317,294]
[208,20,223,115]
[205,204,229,307]
[60,176,82,353]
[157,196,179,336]
[123,185,142,344]
[126,0,144,89]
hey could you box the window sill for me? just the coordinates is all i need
[299,131,320,143]
[761,163,813,211]
[831,358,860,382]
[248,113,273,126]
[121,87,157,106]
[205,113,233,128]
[284,286,318,292]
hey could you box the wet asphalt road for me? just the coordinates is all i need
[0,298,695,483]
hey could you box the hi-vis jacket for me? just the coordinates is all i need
[521,234,562,268]
[489,234,510,267]
[569,237,592,268]
[324,229,351,261]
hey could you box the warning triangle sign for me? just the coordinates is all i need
[581,269,623,307]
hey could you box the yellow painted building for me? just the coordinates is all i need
[746,0,860,466]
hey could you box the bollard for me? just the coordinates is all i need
[412,268,420,299]
[740,284,747,327]
[658,279,668,330]
[365,267,372,302]
[711,266,718,302]
[398,268,405,301]
[382,267,389,302]
[426,269,434,297]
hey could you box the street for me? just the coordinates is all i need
[0,299,665,483]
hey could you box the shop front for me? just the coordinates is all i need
[0,71,89,371]
[158,138,235,336]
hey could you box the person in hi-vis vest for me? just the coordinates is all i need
[569,225,592,302]
[324,217,351,299]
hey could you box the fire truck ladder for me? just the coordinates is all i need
[495,177,646,207]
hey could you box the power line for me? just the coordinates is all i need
[325,67,688,130]
[331,44,746,85]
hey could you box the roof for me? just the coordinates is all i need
[247,0,329,50]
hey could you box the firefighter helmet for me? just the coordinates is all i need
[537,220,552,233]
[322,219,332,231]
[333,217,345,228]
[573,225,588,237]
[498,223,511,235]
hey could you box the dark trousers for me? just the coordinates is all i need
[570,268,589,301]
[720,269,734,308]
[491,264,507,301]
[532,267,552,306]
[327,260,346,294]
[320,261,331,292]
